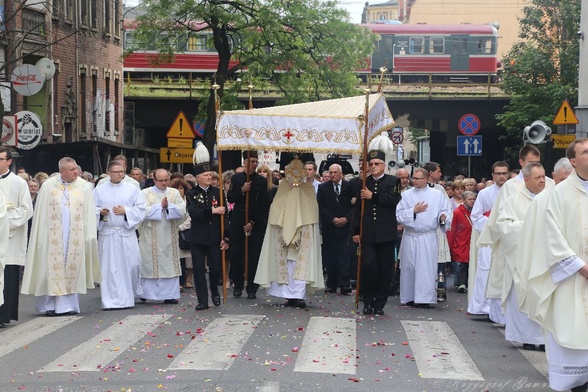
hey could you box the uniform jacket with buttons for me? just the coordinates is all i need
[352,174,401,244]
[187,185,228,246]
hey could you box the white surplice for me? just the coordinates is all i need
[0,172,33,266]
[138,186,185,300]
[97,174,140,189]
[496,186,544,345]
[396,186,452,304]
[467,183,500,316]
[525,171,588,390]
[94,181,147,309]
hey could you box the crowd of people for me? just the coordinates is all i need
[2,137,588,391]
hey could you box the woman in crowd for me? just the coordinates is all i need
[257,164,278,203]
[449,180,465,211]
[171,177,194,290]
[462,178,477,193]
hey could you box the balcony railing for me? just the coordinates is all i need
[23,9,46,39]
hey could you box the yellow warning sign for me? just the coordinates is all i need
[166,112,196,139]
[551,134,576,149]
[553,100,579,125]
[167,138,193,148]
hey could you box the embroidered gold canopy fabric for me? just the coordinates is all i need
[216,93,395,154]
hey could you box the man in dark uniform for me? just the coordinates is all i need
[227,151,270,299]
[318,164,353,294]
[352,146,401,316]
[187,157,228,310]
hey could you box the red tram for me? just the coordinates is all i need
[123,22,501,83]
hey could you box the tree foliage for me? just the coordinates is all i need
[496,0,580,160]
[129,0,376,152]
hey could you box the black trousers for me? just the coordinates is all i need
[229,230,264,294]
[0,265,20,323]
[360,241,395,310]
[323,234,351,289]
[191,244,221,306]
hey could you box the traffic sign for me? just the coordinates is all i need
[457,136,482,156]
[551,134,576,149]
[390,130,403,144]
[166,112,196,139]
[553,100,579,125]
[458,114,481,136]
[160,147,195,163]
[167,138,193,148]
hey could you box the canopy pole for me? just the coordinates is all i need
[377,67,388,93]
[244,84,255,291]
[212,83,228,305]
[355,89,371,310]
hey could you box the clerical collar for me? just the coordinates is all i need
[428,182,435,188]
[577,172,588,182]
[0,170,10,179]
[59,177,72,186]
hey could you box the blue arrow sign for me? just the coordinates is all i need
[457,136,482,156]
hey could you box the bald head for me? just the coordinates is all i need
[329,164,343,183]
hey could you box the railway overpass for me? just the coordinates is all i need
[125,88,517,180]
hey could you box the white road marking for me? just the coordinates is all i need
[401,320,484,380]
[0,316,80,359]
[258,381,280,392]
[168,314,264,370]
[293,316,356,374]
[38,314,173,372]
[495,325,548,378]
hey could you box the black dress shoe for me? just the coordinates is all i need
[140,298,146,303]
[286,299,306,308]
[45,310,56,317]
[374,309,385,316]
[340,287,352,295]
[212,296,221,307]
[233,289,242,298]
[363,305,373,315]
[324,287,337,293]
[0,322,5,328]
[403,301,414,306]
[195,303,209,311]
[247,292,257,300]
[522,343,537,350]
[164,299,179,304]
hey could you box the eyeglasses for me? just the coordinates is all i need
[368,162,384,167]
[493,172,509,176]
[109,170,125,174]
[412,177,427,180]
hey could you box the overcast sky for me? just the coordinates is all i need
[123,0,365,24]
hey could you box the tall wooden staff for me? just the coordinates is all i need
[212,83,228,304]
[243,84,255,286]
[355,89,371,309]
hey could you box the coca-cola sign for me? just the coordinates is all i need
[11,64,45,96]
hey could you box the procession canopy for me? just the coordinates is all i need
[216,93,394,154]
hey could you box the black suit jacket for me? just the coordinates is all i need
[227,172,269,235]
[317,180,353,238]
[352,174,401,244]
[187,185,228,246]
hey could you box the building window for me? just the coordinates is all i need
[114,0,120,37]
[92,73,98,133]
[105,76,110,134]
[80,0,88,26]
[409,37,424,54]
[429,37,444,54]
[104,0,111,34]
[90,0,97,28]
[114,78,119,134]
[80,71,87,134]
[66,0,73,21]
[52,0,61,18]
[22,9,46,37]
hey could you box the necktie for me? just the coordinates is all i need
[335,183,340,195]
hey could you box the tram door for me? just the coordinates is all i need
[372,35,394,72]
[449,34,469,71]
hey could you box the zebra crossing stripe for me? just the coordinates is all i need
[401,320,484,380]
[293,316,356,374]
[0,316,80,359]
[494,325,548,378]
[168,314,264,371]
[38,314,173,372]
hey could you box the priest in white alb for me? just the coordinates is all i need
[22,157,101,316]
[495,162,547,350]
[526,138,588,392]
[0,192,8,311]
[138,168,186,304]
[255,157,323,309]
[467,161,509,316]
[396,167,452,306]
[94,160,147,310]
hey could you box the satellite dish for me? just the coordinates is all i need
[35,58,56,81]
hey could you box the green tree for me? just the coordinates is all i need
[129,0,376,153]
[496,0,580,160]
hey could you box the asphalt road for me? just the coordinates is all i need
[0,285,550,392]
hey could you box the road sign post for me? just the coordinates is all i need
[457,135,482,177]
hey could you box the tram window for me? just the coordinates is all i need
[409,37,424,54]
[187,35,208,52]
[429,37,444,54]
[477,38,493,54]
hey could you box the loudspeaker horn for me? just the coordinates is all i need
[523,120,552,144]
